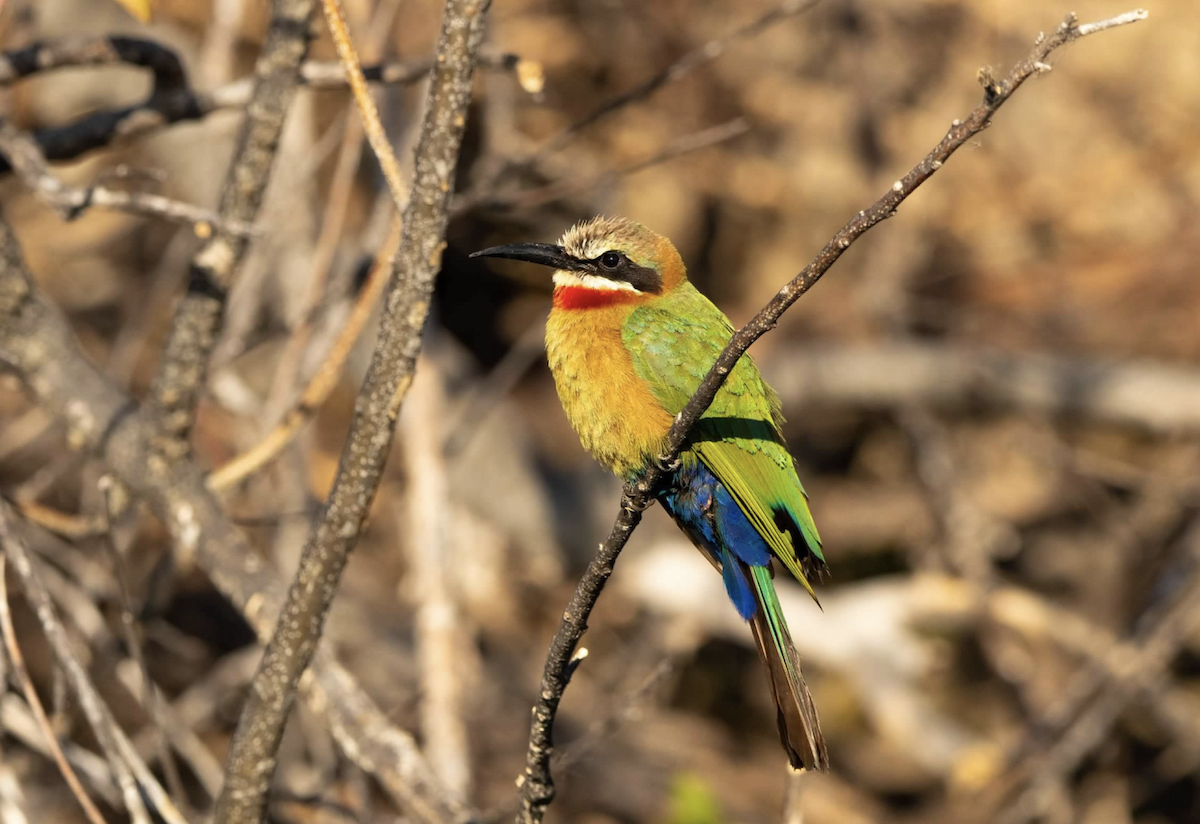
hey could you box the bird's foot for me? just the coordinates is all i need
[652,452,682,475]
[621,482,656,512]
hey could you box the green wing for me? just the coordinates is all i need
[623,284,825,594]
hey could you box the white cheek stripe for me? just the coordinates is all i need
[552,270,641,293]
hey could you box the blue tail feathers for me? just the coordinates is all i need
[660,460,775,621]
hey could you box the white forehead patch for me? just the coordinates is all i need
[553,270,641,293]
[558,215,643,261]
[577,239,615,259]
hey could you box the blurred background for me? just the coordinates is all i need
[0,0,1196,822]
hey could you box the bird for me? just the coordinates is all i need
[471,216,828,771]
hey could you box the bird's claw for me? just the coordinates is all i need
[622,491,655,513]
[653,453,682,474]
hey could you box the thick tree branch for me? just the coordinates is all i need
[514,10,1149,824]
[213,0,491,822]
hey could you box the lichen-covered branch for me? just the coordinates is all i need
[146,0,316,461]
[212,0,492,821]
[514,10,1149,824]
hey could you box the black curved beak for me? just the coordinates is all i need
[469,242,591,273]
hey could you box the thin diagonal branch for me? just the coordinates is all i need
[514,9,1149,824]
[213,0,492,821]
[533,0,818,161]
[0,503,188,824]
[0,554,108,824]
[95,477,190,816]
[320,0,408,210]
[458,117,749,214]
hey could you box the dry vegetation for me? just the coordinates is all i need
[0,1,1192,823]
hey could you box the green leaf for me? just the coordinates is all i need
[662,773,724,824]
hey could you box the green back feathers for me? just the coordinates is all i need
[622,283,825,594]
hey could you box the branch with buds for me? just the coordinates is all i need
[515,9,1150,824]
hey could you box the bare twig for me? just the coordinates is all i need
[206,215,400,491]
[532,0,818,161]
[0,554,109,824]
[0,207,471,823]
[782,767,807,824]
[0,695,121,807]
[255,0,403,454]
[0,503,188,824]
[0,122,255,236]
[514,10,1149,823]
[95,477,190,814]
[146,0,317,463]
[460,118,749,214]
[0,35,520,91]
[483,659,674,824]
[320,0,408,210]
[213,0,491,821]
[977,516,1200,823]
[113,660,227,801]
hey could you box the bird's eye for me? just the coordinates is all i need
[599,251,622,269]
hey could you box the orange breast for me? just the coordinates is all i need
[545,296,674,478]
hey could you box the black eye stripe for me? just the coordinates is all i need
[586,251,662,295]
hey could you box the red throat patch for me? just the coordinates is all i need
[552,285,641,310]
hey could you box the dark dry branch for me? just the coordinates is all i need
[147,0,316,462]
[0,36,186,86]
[0,211,472,821]
[514,10,1149,824]
[0,33,518,90]
[213,0,492,822]
[0,33,524,177]
[0,120,255,236]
